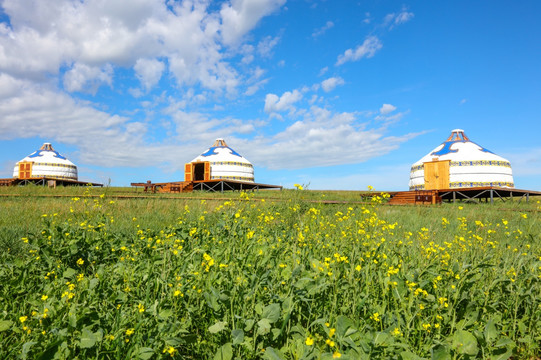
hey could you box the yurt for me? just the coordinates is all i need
[185,139,254,182]
[13,143,78,181]
[409,129,514,190]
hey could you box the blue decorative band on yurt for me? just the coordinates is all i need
[211,175,254,182]
[27,150,67,160]
[210,161,253,168]
[450,181,514,188]
[29,175,77,180]
[30,162,77,169]
[201,147,242,157]
[450,160,511,168]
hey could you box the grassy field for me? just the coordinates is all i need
[0,185,540,359]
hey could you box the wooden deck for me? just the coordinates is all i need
[131,179,282,193]
[0,177,103,187]
[388,187,541,205]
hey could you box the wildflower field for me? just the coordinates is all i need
[0,187,540,359]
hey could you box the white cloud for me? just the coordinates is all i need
[383,8,414,29]
[336,36,383,66]
[0,0,286,98]
[134,58,165,91]
[63,63,113,94]
[220,0,286,46]
[264,90,303,113]
[249,105,419,169]
[312,21,334,38]
[379,103,396,115]
[321,76,345,92]
[257,35,280,57]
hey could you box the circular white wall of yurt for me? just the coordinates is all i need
[190,139,254,182]
[13,143,78,181]
[409,129,514,190]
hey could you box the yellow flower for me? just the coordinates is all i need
[329,328,336,337]
[125,328,135,336]
[41,295,48,301]
[138,303,145,313]
[164,346,176,356]
[305,336,314,346]
[325,339,335,347]
[333,351,342,358]
[19,316,27,323]
[370,312,381,322]
[76,258,84,266]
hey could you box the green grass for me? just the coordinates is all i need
[0,186,540,359]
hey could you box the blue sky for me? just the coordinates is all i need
[0,0,540,190]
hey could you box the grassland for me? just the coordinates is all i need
[0,185,540,359]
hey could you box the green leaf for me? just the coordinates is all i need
[336,315,354,337]
[136,347,155,360]
[373,331,393,346]
[494,336,515,349]
[158,309,173,320]
[0,320,13,332]
[263,347,287,360]
[400,350,426,360]
[430,344,451,360]
[262,303,281,323]
[209,321,228,334]
[79,328,97,348]
[63,268,77,279]
[213,343,233,360]
[257,318,272,335]
[484,319,498,344]
[22,341,37,360]
[451,330,478,356]
[231,329,244,345]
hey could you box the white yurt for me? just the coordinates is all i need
[13,143,78,181]
[409,129,514,190]
[185,138,254,182]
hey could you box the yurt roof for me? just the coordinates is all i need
[191,138,252,164]
[413,129,510,164]
[17,143,76,166]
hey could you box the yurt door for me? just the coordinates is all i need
[204,162,211,181]
[424,160,450,190]
[192,162,210,181]
[184,163,193,182]
[19,162,32,179]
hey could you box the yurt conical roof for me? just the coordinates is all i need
[409,129,514,190]
[190,138,254,182]
[13,143,78,181]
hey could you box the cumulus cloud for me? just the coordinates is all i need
[134,58,165,92]
[379,103,397,115]
[63,63,113,94]
[264,90,303,113]
[220,0,286,46]
[0,0,286,97]
[336,36,383,66]
[249,105,419,169]
[321,76,345,92]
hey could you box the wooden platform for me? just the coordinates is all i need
[131,179,282,193]
[388,187,541,205]
[0,177,103,187]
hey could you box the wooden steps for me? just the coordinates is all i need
[159,181,193,193]
[0,178,16,186]
[388,190,441,205]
